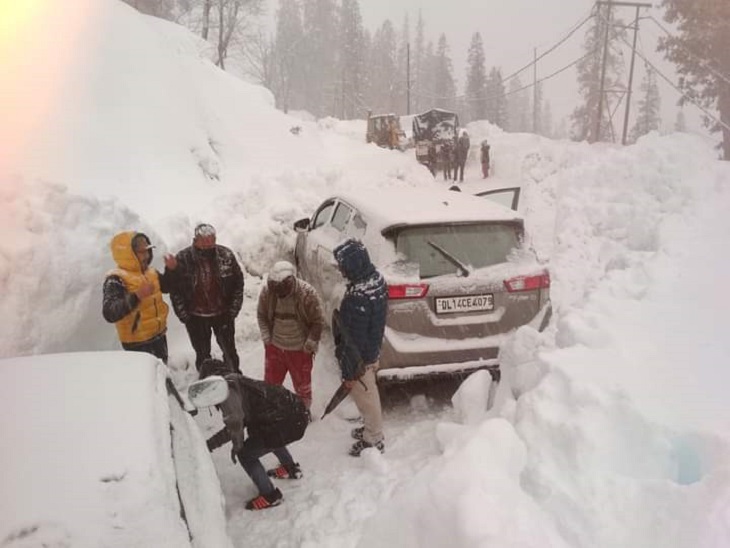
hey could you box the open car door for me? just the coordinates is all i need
[475,186,521,211]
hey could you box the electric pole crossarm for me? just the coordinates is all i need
[596,1,651,7]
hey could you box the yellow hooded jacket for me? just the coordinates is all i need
[107,231,169,344]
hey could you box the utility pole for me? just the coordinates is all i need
[619,3,652,144]
[407,43,411,115]
[533,47,538,133]
[596,0,652,143]
[595,0,613,142]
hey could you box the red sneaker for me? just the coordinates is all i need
[245,488,283,510]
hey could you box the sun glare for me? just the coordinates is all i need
[0,0,95,174]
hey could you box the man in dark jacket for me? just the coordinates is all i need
[170,224,244,373]
[102,231,177,363]
[332,239,388,457]
[454,130,470,182]
[201,358,307,511]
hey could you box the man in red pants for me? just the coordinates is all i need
[257,261,324,414]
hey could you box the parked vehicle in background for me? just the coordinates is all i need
[412,109,460,169]
[366,112,406,150]
[0,352,231,548]
[293,187,551,389]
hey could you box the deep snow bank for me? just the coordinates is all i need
[0,0,433,358]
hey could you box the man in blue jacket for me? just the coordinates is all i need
[333,238,388,457]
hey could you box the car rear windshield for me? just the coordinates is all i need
[393,223,522,279]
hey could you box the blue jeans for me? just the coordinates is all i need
[236,437,295,496]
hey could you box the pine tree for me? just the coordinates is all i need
[302,0,339,116]
[533,81,543,134]
[571,4,626,142]
[273,0,305,113]
[541,100,554,137]
[674,108,687,132]
[338,0,367,119]
[433,34,457,111]
[658,0,730,160]
[367,19,399,114]
[485,67,507,128]
[421,40,436,109]
[629,66,661,142]
[465,32,488,122]
[506,76,530,132]
[413,12,426,113]
[395,14,411,115]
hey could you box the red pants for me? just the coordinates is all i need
[482,161,490,178]
[264,344,313,409]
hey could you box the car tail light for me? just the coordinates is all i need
[388,283,429,299]
[503,271,550,292]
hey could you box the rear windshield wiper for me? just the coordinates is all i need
[427,240,470,277]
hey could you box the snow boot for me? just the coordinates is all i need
[267,462,303,480]
[348,439,385,457]
[246,488,283,510]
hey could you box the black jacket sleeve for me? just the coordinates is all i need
[206,426,232,451]
[228,254,244,318]
[102,275,139,323]
[158,268,175,294]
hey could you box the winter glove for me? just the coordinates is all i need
[230,447,238,464]
[303,338,318,355]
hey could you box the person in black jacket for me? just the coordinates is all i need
[170,224,244,373]
[333,239,388,457]
[454,130,470,182]
[201,358,307,511]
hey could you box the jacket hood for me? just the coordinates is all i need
[333,239,375,282]
[110,231,152,272]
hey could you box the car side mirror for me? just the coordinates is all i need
[187,376,229,408]
[294,218,310,232]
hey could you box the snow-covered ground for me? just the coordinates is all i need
[2,1,730,547]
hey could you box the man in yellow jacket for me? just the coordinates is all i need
[103,231,177,363]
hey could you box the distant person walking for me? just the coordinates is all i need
[201,358,308,511]
[454,130,470,182]
[170,224,244,373]
[480,140,491,178]
[102,231,176,363]
[332,239,388,457]
[441,142,453,181]
[257,261,325,412]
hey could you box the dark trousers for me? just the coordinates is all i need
[122,334,168,364]
[185,314,240,372]
[443,161,451,180]
[237,437,295,496]
[454,161,465,182]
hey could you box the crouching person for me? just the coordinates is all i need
[198,358,308,510]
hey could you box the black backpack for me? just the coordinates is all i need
[237,375,308,448]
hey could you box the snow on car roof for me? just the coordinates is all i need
[337,187,522,233]
[0,352,194,547]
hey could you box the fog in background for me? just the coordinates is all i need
[264,0,713,141]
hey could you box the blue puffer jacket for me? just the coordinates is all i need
[333,239,388,380]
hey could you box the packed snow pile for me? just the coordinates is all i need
[0,0,432,359]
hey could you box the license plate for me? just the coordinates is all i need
[435,294,494,314]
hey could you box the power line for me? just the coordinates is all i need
[410,48,598,106]
[501,10,596,85]
[595,9,730,134]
